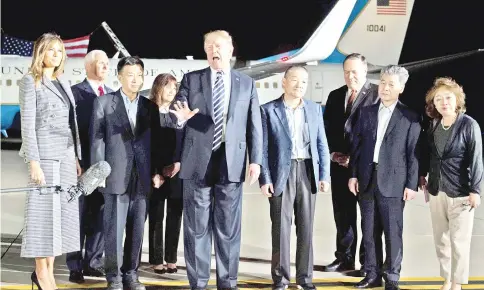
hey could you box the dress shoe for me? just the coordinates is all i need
[106,282,123,290]
[124,280,146,290]
[153,268,166,274]
[31,271,43,290]
[68,271,85,284]
[323,259,355,272]
[355,276,383,288]
[385,281,400,290]
[297,284,316,290]
[166,266,178,273]
[83,266,105,277]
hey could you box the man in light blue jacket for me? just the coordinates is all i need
[259,65,331,290]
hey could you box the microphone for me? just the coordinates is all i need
[67,161,111,202]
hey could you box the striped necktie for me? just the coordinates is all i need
[212,71,225,151]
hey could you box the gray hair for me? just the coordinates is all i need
[84,50,108,70]
[380,65,409,85]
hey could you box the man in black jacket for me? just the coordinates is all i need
[349,65,421,290]
[323,53,379,275]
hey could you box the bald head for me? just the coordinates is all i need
[84,50,109,82]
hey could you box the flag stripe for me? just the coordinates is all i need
[377,0,406,15]
[63,35,90,43]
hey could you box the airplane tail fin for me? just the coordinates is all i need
[322,0,416,66]
[250,0,358,66]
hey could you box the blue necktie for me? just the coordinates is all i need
[212,71,224,150]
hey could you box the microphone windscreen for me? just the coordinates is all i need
[67,161,111,202]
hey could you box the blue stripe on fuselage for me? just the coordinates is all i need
[1,104,20,137]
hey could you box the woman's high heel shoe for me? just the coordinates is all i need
[31,271,42,290]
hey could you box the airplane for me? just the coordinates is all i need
[1,0,358,138]
[7,0,470,139]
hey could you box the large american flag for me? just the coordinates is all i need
[1,34,90,57]
[377,0,406,15]
[1,35,34,56]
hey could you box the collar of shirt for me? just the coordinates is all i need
[379,101,397,113]
[87,78,105,96]
[159,106,169,114]
[120,89,140,105]
[210,67,231,86]
[283,97,305,110]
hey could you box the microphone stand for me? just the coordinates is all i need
[0,185,62,259]
[0,185,62,194]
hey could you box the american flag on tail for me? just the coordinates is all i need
[376,0,406,15]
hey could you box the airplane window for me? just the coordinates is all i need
[256,82,260,88]
[273,82,278,88]
[264,82,269,89]
[7,79,12,86]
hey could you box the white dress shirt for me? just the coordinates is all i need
[210,67,231,143]
[120,89,139,133]
[87,79,106,96]
[283,99,311,159]
[373,101,397,163]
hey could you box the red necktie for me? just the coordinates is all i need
[346,90,357,114]
[98,85,105,96]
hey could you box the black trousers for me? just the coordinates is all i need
[359,167,404,282]
[183,144,243,289]
[330,164,365,265]
[66,190,105,271]
[148,177,183,265]
[103,169,148,283]
[270,159,316,286]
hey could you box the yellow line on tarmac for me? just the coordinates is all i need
[1,277,484,290]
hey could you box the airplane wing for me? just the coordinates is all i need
[236,0,357,80]
[367,49,483,78]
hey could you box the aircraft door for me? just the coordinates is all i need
[307,70,324,104]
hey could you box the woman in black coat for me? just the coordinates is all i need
[149,73,183,274]
[419,77,482,290]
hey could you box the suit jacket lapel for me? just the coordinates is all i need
[274,96,291,139]
[201,68,213,120]
[58,76,76,108]
[370,103,379,142]
[350,81,371,114]
[383,102,403,140]
[134,97,148,138]
[80,78,97,96]
[42,75,67,104]
[112,90,134,138]
[227,71,240,122]
[303,99,315,140]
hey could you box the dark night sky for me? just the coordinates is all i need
[2,0,484,123]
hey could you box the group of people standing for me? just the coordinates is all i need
[17,29,481,290]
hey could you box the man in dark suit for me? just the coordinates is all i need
[323,53,379,275]
[67,49,113,283]
[169,30,262,290]
[90,56,161,290]
[349,65,421,290]
[259,66,331,290]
